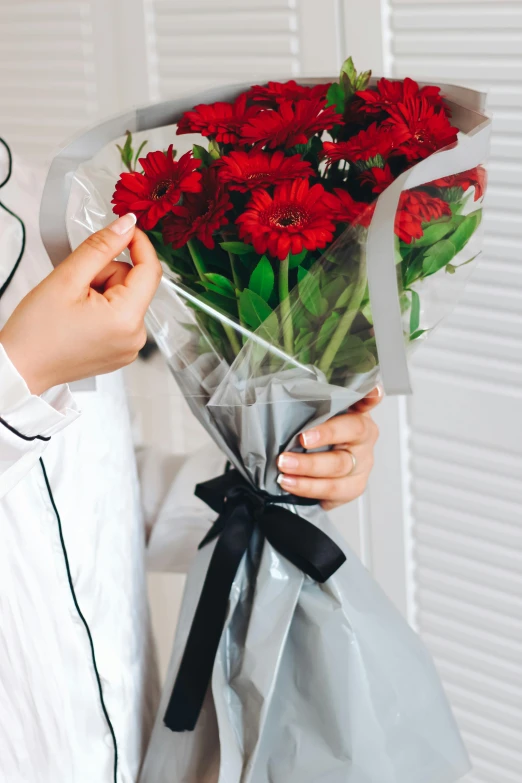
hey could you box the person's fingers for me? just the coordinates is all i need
[91,260,131,292]
[114,228,162,314]
[277,472,366,503]
[298,411,379,450]
[351,385,383,413]
[277,444,366,479]
[56,214,137,290]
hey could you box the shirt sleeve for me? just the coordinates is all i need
[0,344,80,497]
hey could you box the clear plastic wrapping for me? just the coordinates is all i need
[58,66,492,783]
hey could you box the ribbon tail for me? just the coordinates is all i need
[263,506,346,583]
[164,505,254,732]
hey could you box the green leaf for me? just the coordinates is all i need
[413,220,457,247]
[249,255,274,301]
[220,241,255,255]
[409,289,421,335]
[361,300,373,325]
[208,139,221,160]
[422,239,458,276]
[339,56,371,99]
[410,328,427,341]
[316,312,340,352]
[340,57,357,90]
[334,282,355,309]
[450,209,482,254]
[192,144,212,166]
[288,249,308,268]
[239,289,274,329]
[331,335,376,372]
[199,290,237,318]
[203,273,236,297]
[297,268,329,317]
[133,140,148,169]
[326,82,345,113]
[451,252,480,271]
[356,69,372,92]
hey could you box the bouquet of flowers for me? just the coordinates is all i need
[42,56,491,783]
[110,58,486,390]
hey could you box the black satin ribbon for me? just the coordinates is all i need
[163,468,346,733]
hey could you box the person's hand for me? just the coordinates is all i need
[0,214,162,395]
[277,388,382,510]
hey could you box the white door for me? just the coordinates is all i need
[383,2,522,782]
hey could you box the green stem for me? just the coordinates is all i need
[187,239,206,280]
[279,254,294,356]
[317,265,367,379]
[228,251,242,292]
[188,239,241,359]
[222,322,242,357]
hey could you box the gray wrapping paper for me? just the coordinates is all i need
[138,335,470,783]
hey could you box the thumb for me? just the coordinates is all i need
[56,213,138,289]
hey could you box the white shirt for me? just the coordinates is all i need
[0,152,161,782]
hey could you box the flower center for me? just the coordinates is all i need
[247,171,270,180]
[268,203,307,229]
[152,180,171,200]
[414,130,429,144]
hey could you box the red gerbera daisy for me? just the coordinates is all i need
[433,165,486,201]
[236,179,337,260]
[329,189,375,228]
[395,189,452,244]
[386,97,459,162]
[240,99,342,149]
[111,146,201,231]
[357,77,449,116]
[359,164,395,194]
[216,150,314,192]
[323,122,409,164]
[162,168,233,250]
[247,80,332,106]
[176,94,260,145]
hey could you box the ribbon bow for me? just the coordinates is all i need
[163,469,347,732]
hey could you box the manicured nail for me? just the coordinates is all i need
[108,213,137,235]
[302,429,320,448]
[278,454,299,470]
[277,474,297,488]
[367,384,383,399]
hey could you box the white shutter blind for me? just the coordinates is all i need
[0,0,101,165]
[146,0,301,99]
[390,2,522,782]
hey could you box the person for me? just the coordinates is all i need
[0,144,381,782]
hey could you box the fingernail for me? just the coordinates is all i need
[302,429,320,448]
[278,454,299,470]
[108,213,137,235]
[277,474,296,488]
[367,384,383,399]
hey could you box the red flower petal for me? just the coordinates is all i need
[357,76,450,117]
[111,146,202,230]
[240,99,342,150]
[216,149,314,192]
[247,80,332,107]
[395,189,452,244]
[432,165,487,201]
[323,122,409,164]
[176,94,261,145]
[236,178,337,261]
[385,96,459,162]
[162,168,233,249]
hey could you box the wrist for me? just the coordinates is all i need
[0,332,50,396]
